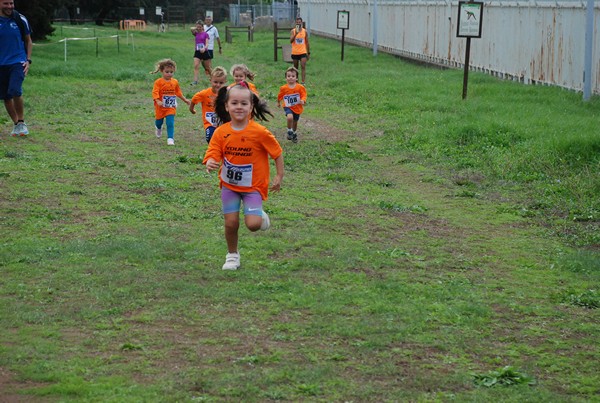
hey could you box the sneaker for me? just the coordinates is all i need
[155,127,162,138]
[222,252,240,270]
[15,122,28,136]
[287,129,294,140]
[190,81,198,86]
[291,131,298,143]
[167,138,174,146]
[10,124,18,137]
[260,210,271,230]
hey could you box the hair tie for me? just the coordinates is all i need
[238,81,248,89]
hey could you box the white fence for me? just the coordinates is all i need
[298,0,600,94]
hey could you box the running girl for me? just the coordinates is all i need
[229,64,259,95]
[151,59,190,146]
[203,82,284,270]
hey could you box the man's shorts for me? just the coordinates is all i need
[283,107,300,121]
[0,64,25,100]
[291,53,308,61]
[194,50,210,60]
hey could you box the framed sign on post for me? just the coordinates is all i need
[457,1,484,99]
[337,10,350,61]
[337,10,349,30]
[457,1,483,38]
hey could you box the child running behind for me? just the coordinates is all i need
[203,82,284,270]
[151,59,190,146]
[277,66,307,143]
[229,64,259,95]
[189,66,228,143]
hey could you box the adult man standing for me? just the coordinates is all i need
[290,17,309,85]
[203,15,222,75]
[0,0,32,137]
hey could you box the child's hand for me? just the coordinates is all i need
[270,176,282,192]
[205,158,220,173]
[189,106,196,114]
[156,100,163,107]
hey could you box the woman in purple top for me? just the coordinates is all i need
[190,20,210,85]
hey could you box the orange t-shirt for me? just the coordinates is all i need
[291,28,307,55]
[152,77,184,119]
[191,87,220,129]
[277,83,307,115]
[203,120,283,200]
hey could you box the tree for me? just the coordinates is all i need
[17,0,58,40]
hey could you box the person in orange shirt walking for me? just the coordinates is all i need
[151,59,190,146]
[189,66,228,143]
[203,82,284,270]
[290,17,310,84]
[277,66,307,143]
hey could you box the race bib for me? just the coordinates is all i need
[205,111,220,126]
[221,158,253,187]
[162,95,177,108]
[295,38,304,45]
[196,43,205,51]
[283,93,301,107]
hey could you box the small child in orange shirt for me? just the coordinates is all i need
[203,82,284,270]
[150,59,190,146]
[189,66,228,143]
[229,64,259,95]
[277,67,307,143]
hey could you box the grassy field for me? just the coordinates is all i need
[0,23,598,401]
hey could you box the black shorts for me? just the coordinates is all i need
[194,50,210,60]
[291,53,308,61]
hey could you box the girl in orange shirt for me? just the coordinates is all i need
[151,59,190,146]
[229,64,259,95]
[203,82,284,270]
[189,66,228,143]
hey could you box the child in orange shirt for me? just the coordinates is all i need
[229,64,259,95]
[277,67,307,143]
[189,66,228,143]
[203,82,284,270]
[151,59,190,146]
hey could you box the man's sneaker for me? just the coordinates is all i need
[260,210,271,230]
[222,252,240,270]
[167,138,175,146]
[287,129,294,140]
[15,122,28,136]
[291,131,298,143]
[155,127,162,138]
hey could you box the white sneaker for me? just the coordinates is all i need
[222,252,240,270]
[260,210,270,230]
[155,127,162,138]
[167,138,174,145]
[10,124,18,136]
[16,122,28,136]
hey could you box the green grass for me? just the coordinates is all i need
[0,24,598,401]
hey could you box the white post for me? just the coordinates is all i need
[64,38,67,62]
[583,0,594,101]
[373,0,378,56]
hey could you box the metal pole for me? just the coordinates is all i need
[462,37,471,99]
[583,0,594,101]
[341,29,345,61]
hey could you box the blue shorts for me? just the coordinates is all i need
[205,126,216,143]
[0,64,25,100]
[283,107,300,121]
[221,187,263,216]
